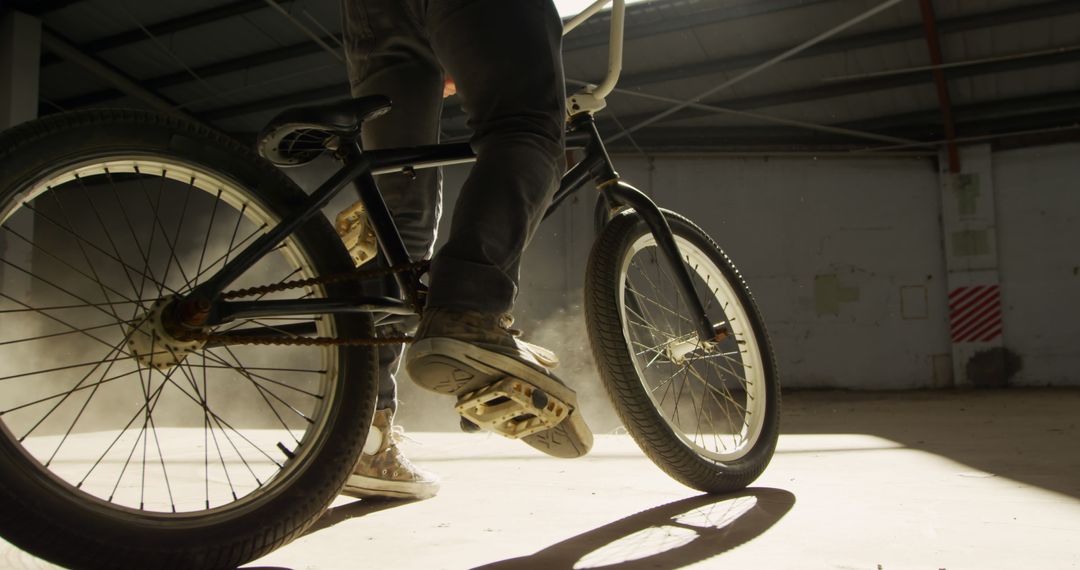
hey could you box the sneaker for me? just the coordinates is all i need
[405,308,593,458]
[499,314,559,369]
[340,409,440,500]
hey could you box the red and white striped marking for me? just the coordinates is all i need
[948,285,1002,343]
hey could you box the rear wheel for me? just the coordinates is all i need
[0,110,377,568]
[585,209,780,493]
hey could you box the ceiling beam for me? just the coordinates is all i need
[8,0,85,16]
[721,47,1080,109]
[438,0,1080,123]
[199,83,347,121]
[50,36,333,110]
[563,0,836,51]
[50,0,829,110]
[599,88,1080,147]
[40,0,292,66]
[163,0,1080,125]
[195,36,1080,127]
[40,28,201,124]
[595,102,1080,152]
[615,0,1080,90]
[841,89,1080,134]
[599,47,1080,132]
[60,0,1077,117]
[235,90,1080,152]
[918,0,960,172]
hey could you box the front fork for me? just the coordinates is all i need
[597,181,722,344]
[569,114,721,345]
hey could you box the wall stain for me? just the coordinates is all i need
[966,347,1023,388]
[814,274,860,316]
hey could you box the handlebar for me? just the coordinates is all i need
[562,0,625,109]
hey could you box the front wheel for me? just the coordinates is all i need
[585,209,780,493]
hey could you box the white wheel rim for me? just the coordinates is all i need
[618,232,766,463]
[0,155,340,517]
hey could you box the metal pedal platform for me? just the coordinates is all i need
[454,377,570,440]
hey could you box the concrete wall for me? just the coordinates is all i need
[553,155,953,390]
[995,143,1080,386]
[517,145,1080,390]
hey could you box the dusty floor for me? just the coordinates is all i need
[2,389,1077,569]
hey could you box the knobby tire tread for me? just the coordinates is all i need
[585,209,780,494]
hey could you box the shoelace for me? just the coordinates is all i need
[498,313,523,337]
[497,313,560,369]
[388,424,421,447]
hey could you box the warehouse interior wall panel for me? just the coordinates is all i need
[994,143,1080,386]
[504,144,1080,391]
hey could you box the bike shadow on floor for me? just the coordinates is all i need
[243,498,414,570]
[304,496,418,535]
[470,487,795,570]
[242,497,418,569]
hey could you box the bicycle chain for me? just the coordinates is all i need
[220,260,428,300]
[200,261,429,347]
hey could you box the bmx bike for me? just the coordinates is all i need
[0,1,779,567]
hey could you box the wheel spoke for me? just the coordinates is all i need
[0,319,135,347]
[0,258,153,337]
[16,201,180,297]
[200,350,325,399]
[1,156,339,517]
[2,368,141,415]
[1,224,145,309]
[19,328,134,442]
[613,229,769,464]
[193,189,224,287]
[74,174,151,310]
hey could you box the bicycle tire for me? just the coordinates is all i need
[585,209,780,493]
[0,110,377,569]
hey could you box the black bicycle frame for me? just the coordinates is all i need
[185,113,718,343]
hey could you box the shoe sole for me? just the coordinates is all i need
[340,474,439,501]
[406,337,593,458]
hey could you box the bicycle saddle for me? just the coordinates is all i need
[258,95,392,167]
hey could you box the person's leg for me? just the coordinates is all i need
[342,0,444,414]
[339,0,442,499]
[422,0,567,314]
[405,0,593,458]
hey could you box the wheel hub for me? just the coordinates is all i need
[663,335,719,365]
[127,296,206,371]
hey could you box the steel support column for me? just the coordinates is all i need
[919,0,961,173]
[0,10,40,128]
[0,10,41,303]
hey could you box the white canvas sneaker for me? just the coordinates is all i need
[340,409,440,500]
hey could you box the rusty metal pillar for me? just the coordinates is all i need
[919,0,961,174]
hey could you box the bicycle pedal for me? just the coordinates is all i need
[334,201,377,266]
[454,377,570,440]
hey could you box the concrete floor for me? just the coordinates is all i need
[2,389,1078,569]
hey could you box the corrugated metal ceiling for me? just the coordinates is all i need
[15,0,1080,152]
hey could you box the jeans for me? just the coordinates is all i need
[340,0,567,411]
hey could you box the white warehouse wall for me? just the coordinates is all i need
[553,155,953,390]
[995,143,1080,387]
[527,144,1080,390]
[290,141,1079,403]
